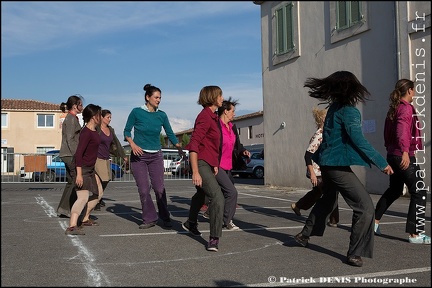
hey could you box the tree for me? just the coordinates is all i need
[160,133,166,148]
[182,134,190,147]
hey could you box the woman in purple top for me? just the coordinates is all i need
[182,85,224,252]
[94,109,127,211]
[374,79,430,244]
[65,104,103,235]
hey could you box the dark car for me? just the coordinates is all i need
[20,150,124,182]
[231,150,264,179]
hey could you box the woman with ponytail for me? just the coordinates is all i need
[374,79,430,245]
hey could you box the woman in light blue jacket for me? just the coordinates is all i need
[293,71,393,268]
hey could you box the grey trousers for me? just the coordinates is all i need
[215,168,238,226]
[188,160,224,238]
[301,166,375,258]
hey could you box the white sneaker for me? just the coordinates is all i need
[224,220,239,230]
[374,223,381,235]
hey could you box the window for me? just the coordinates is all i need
[330,1,369,43]
[1,113,8,128]
[272,1,300,65]
[36,147,55,154]
[248,126,253,139]
[37,114,54,128]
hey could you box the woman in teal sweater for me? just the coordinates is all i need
[294,71,393,267]
[124,84,183,229]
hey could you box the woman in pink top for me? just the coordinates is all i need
[374,79,430,244]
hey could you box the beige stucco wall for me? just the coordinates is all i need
[2,110,64,174]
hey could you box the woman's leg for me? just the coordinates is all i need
[69,189,89,228]
[216,169,238,225]
[375,155,404,222]
[199,160,224,238]
[324,167,375,259]
[147,151,171,222]
[131,154,158,224]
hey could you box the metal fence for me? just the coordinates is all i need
[0,152,191,183]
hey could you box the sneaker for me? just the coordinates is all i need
[139,221,156,229]
[327,221,338,228]
[224,220,239,230]
[99,199,106,207]
[202,211,210,220]
[374,223,381,235]
[294,233,309,247]
[182,220,202,236]
[291,203,301,216]
[409,234,431,244]
[65,226,85,235]
[207,237,219,252]
[163,219,173,228]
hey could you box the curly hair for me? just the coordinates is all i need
[312,107,327,129]
[386,79,414,121]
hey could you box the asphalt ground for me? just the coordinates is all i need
[1,179,431,287]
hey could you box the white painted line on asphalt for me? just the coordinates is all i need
[35,195,111,287]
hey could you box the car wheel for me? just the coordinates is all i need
[41,171,56,182]
[111,170,116,180]
[253,167,264,179]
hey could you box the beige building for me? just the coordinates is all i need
[254,1,431,193]
[1,99,64,175]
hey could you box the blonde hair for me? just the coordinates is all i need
[312,107,327,128]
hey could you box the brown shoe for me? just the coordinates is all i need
[65,226,85,235]
[291,203,301,216]
[81,219,99,226]
[347,255,363,267]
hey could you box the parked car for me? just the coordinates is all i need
[20,150,124,182]
[169,154,190,177]
[231,150,264,179]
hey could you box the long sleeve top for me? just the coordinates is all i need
[59,113,81,157]
[384,99,423,157]
[186,107,220,167]
[123,107,178,151]
[75,126,101,168]
[313,103,388,170]
[304,128,323,177]
[219,120,236,170]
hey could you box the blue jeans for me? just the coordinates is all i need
[131,151,170,224]
[375,155,428,235]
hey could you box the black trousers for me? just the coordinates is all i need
[301,166,375,258]
[375,155,428,235]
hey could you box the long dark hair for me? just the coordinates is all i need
[387,79,414,121]
[304,71,370,106]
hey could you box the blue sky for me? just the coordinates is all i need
[1,1,263,142]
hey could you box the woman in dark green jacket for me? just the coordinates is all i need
[294,71,393,268]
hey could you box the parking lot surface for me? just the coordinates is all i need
[1,180,430,287]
